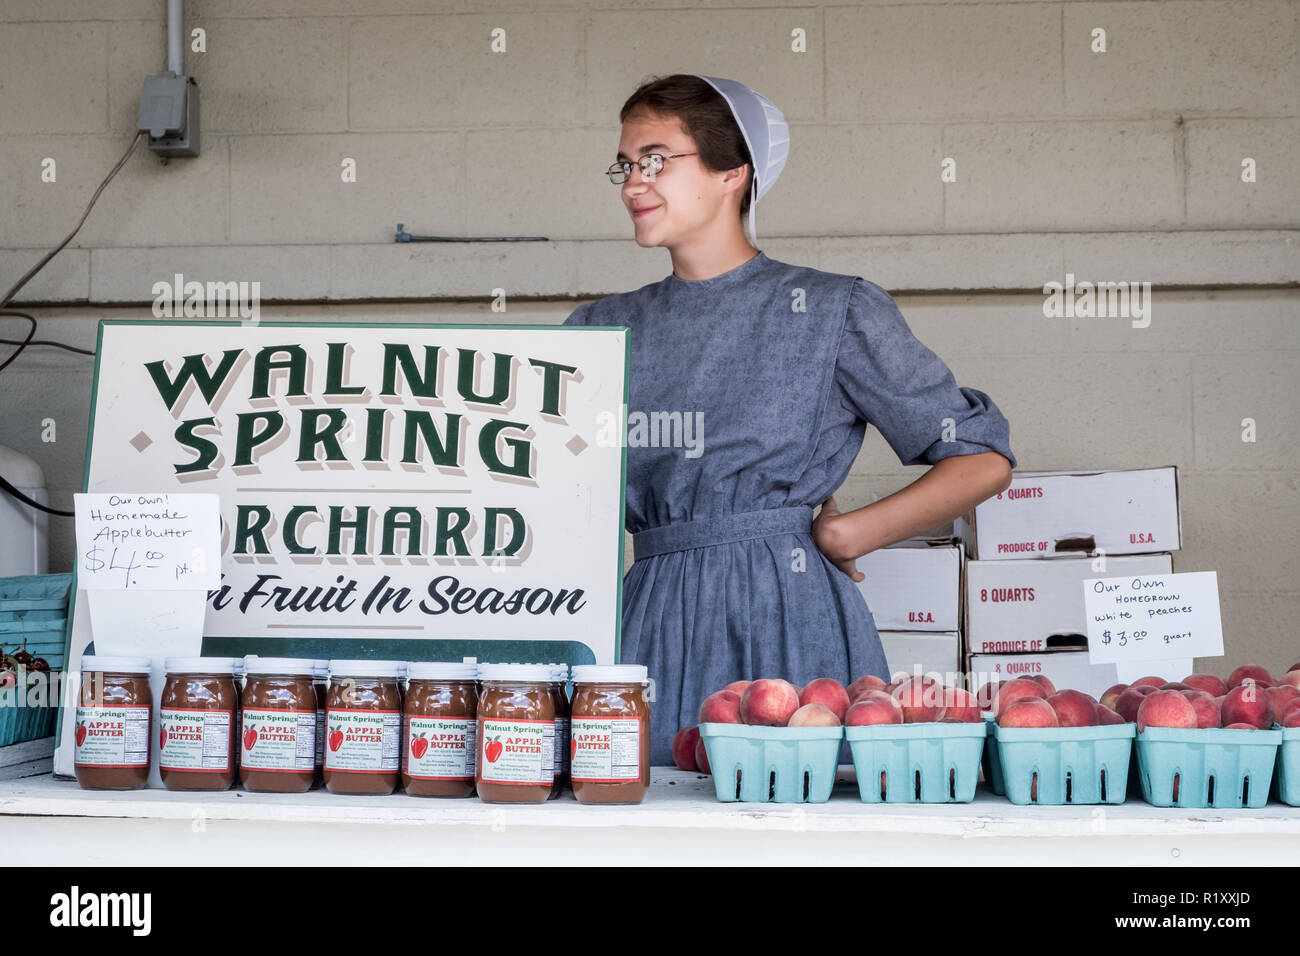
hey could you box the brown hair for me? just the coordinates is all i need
[619,74,753,220]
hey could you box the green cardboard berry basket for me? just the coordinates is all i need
[1269,723,1300,806]
[697,722,843,803]
[846,720,986,803]
[991,722,1135,805]
[1135,726,1282,808]
[0,572,72,672]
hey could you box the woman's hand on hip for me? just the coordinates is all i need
[812,495,865,583]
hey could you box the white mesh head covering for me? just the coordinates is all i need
[693,75,789,245]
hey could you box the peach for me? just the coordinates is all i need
[672,726,701,771]
[1131,675,1167,689]
[1183,673,1228,697]
[1282,702,1300,728]
[1116,684,1159,723]
[1181,690,1221,729]
[694,737,711,774]
[845,691,903,726]
[1099,683,1128,712]
[975,680,1001,710]
[1096,705,1126,725]
[739,679,801,726]
[1267,685,1300,721]
[788,703,842,727]
[1227,665,1274,689]
[1046,690,1098,727]
[1279,671,1300,690]
[892,677,946,723]
[938,687,982,722]
[800,678,851,721]
[1289,661,1300,673]
[698,690,743,725]
[1285,699,1300,722]
[847,674,887,700]
[1136,690,1198,732]
[996,697,1059,728]
[1024,674,1056,696]
[723,680,751,697]
[1224,723,1258,730]
[1159,682,1190,692]
[1220,682,1275,730]
[992,678,1048,716]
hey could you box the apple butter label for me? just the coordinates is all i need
[314,707,325,768]
[479,718,554,784]
[570,717,641,782]
[553,716,569,773]
[74,705,150,767]
[241,708,316,771]
[405,716,475,779]
[159,708,233,772]
[325,709,401,773]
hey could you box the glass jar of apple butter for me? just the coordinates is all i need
[240,657,317,793]
[403,662,477,797]
[323,660,404,795]
[475,663,555,804]
[160,657,240,791]
[569,665,651,805]
[75,656,153,791]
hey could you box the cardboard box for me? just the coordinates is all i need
[967,651,1194,701]
[965,552,1175,655]
[880,631,961,685]
[858,537,962,632]
[955,466,1181,560]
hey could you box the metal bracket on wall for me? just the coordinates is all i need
[395,224,548,243]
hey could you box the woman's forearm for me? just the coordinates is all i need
[825,451,1013,562]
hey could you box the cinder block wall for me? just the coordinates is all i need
[0,1,1297,675]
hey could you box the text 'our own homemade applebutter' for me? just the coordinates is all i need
[569,665,650,805]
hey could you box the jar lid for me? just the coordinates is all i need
[164,657,240,675]
[571,664,648,684]
[478,662,554,682]
[243,655,314,676]
[328,659,404,679]
[311,660,330,678]
[551,663,569,681]
[80,655,153,674]
[407,662,479,681]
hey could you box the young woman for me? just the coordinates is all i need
[564,74,1016,766]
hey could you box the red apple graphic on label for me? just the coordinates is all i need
[485,737,503,763]
[243,728,258,751]
[75,723,87,747]
[571,737,578,759]
[411,736,429,760]
[160,727,168,749]
[329,729,344,752]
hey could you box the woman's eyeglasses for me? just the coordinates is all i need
[606,152,698,184]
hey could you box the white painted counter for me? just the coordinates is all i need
[3,768,1298,865]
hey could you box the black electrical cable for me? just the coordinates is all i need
[0,130,144,517]
[0,335,95,357]
[0,473,74,517]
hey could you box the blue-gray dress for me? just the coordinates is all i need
[564,251,1016,765]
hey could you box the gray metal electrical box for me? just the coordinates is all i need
[137,71,200,158]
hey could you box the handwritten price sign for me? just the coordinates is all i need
[1082,571,1224,664]
[74,493,221,590]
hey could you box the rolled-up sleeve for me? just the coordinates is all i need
[835,278,1017,469]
